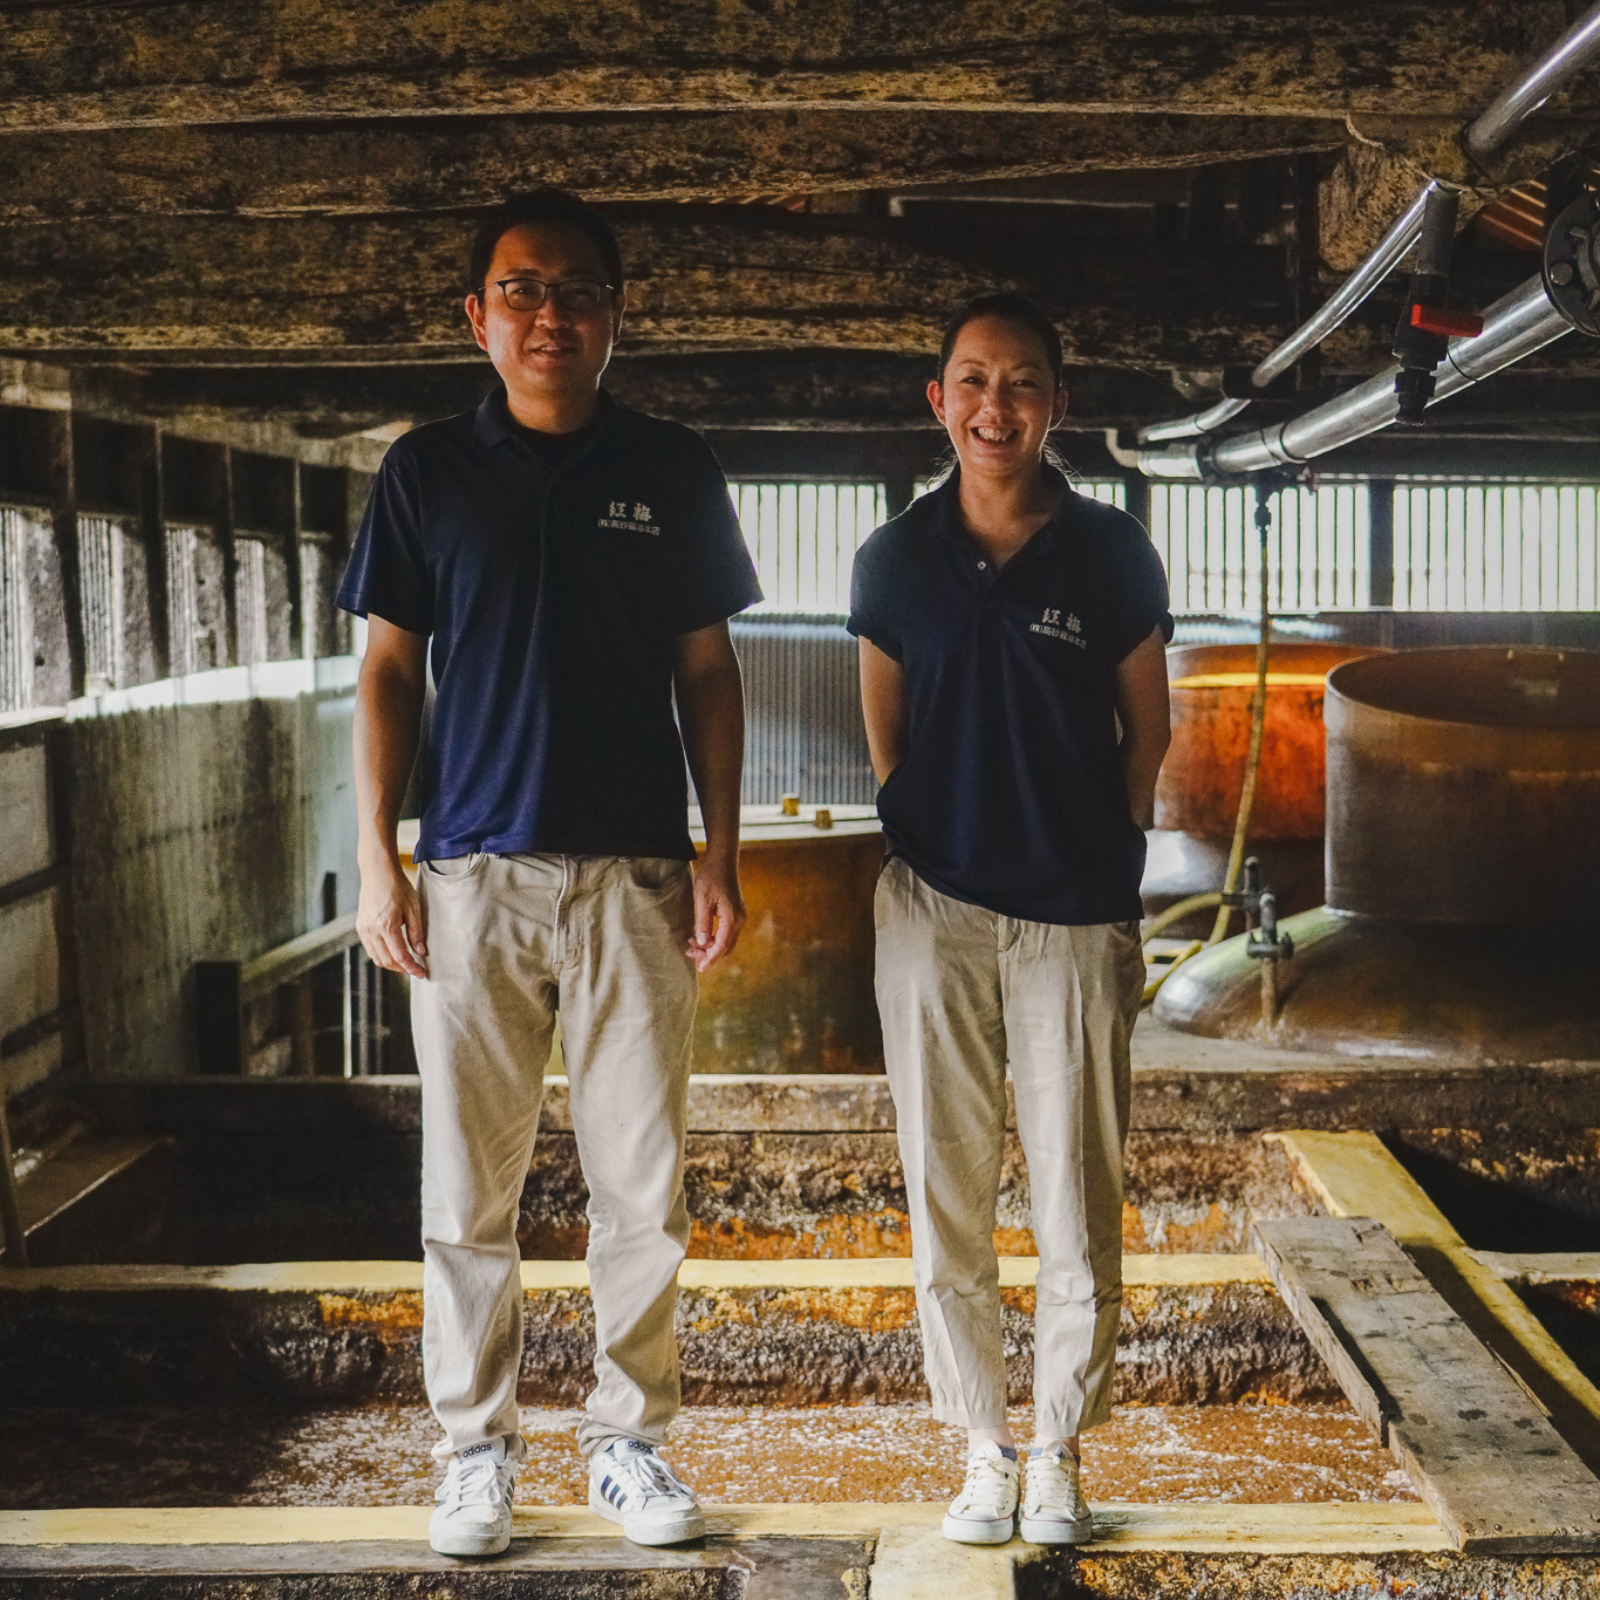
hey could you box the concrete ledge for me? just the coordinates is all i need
[82,1046,1600,1140]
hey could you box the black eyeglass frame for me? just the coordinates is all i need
[484,276,618,312]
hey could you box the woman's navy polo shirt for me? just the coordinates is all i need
[847,472,1172,926]
[337,388,762,863]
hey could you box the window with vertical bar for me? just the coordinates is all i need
[76,513,128,692]
[0,504,37,712]
[1147,483,1370,613]
[165,525,201,677]
[728,483,888,614]
[1392,483,1600,610]
[235,536,268,666]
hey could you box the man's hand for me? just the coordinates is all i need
[687,851,745,972]
[358,857,429,978]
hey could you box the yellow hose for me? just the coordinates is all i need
[1142,938,1204,1005]
[1140,891,1223,945]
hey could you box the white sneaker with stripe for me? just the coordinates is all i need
[588,1437,705,1546]
[429,1438,516,1557]
[941,1441,1019,1544]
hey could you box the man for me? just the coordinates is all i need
[339,189,761,1558]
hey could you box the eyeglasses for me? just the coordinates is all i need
[488,277,615,314]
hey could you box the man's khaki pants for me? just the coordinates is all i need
[874,857,1145,1439]
[412,851,698,1462]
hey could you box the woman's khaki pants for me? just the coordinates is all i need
[412,851,698,1463]
[874,857,1145,1438]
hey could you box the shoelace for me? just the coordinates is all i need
[438,1455,506,1507]
[609,1449,690,1506]
[953,1452,1016,1515]
[1026,1453,1078,1513]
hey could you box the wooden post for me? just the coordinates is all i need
[135,422,172,681]
[0,1088,28,1266]
[44,410,85,700]
[1290,153,1322,393]
[1368,478,1396,608]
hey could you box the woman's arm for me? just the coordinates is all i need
[859,637,909,786]
[1113,625,1172,830]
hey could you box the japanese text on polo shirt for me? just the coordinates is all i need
[1030,607,1087,648]
[599,500,661,536]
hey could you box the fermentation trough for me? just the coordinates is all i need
[1154,647,1600,1062]
[1143,642,1375,927]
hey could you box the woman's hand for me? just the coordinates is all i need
[1114,626,1172,830]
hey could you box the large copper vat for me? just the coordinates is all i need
[1154,648,1600,1062]
[1144,642,1377,923]
[692,803,883,1074]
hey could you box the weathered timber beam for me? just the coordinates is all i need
[0,207,1310,367]
[67,353,1185,436]
[0,112,1346,221]
[0,3,1590,133]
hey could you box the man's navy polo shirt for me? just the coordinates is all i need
[847,472,1173,926]
[337,388,762,863]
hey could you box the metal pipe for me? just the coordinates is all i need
[1135,183,1439,447]
[1251,183,1440,388]
[1138,397,1249,445]
[1464,0,1600,161]
[1192,274,1570,478]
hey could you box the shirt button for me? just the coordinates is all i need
[977,561,987,570]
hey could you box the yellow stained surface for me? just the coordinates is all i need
[1170,672,1329,690]
[0,1501,1446,1552]
[0,1254,1268,1296]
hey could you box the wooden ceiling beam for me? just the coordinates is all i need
[0,111,1346,222]
[0,2,1586,133]
[0,206,1312,368]
[67,352,1187,435]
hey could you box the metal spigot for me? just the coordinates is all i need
[1246,890,1296,1028]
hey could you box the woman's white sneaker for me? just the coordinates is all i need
[941,1442,1019,1544]
[429,1439,516,1557]
[588,1438,706,1546]
[1020,1447,1094,1545]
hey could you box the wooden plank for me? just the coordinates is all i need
[1270,1131,1600,1465]
[0,111,1343,221]
[237,911,358,1001]
[0,2,1581,132]
[1251,1215,1600,1554]
[0,1500,1449,1553]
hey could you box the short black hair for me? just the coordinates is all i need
[936,293,1064,386]
[469,189,624,297]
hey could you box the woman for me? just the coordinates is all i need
[847,294,1171,1546]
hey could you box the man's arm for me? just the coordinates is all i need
[674,619,747,971]
[354,617,430,977]
[1113,625,1172,831]
[859,637,908,786]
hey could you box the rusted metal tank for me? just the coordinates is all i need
[1144,642,1377,923]
[1155,647,1600,1062]
[692,803,883,1075]
[1325,647,1600,925]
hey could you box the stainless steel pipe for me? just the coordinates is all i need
[1464,0,1600,161]
[1135,274,1571,479]
[1135,184,1440,446]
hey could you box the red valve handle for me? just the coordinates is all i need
[1410,304,1485,338]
